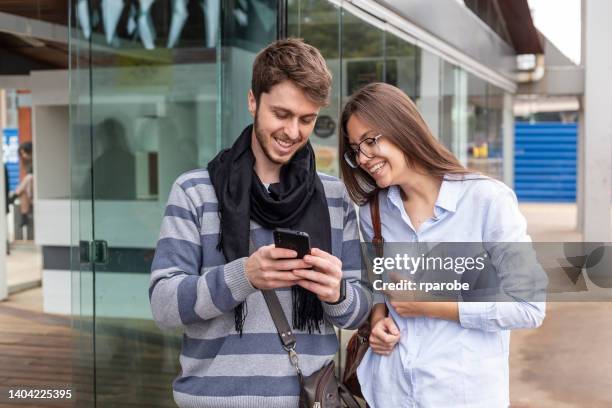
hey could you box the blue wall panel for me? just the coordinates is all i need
[2,128,20,192]
[514,122,577,202]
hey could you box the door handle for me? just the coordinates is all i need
[93,240,109,265]
[79,240,92,263]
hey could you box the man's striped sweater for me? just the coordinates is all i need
[149,168,372,408]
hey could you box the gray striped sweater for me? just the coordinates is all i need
[149,168,371,408]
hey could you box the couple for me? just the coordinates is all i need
[150,39,545,408]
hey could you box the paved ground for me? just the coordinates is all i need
[1,203,612,407]
[519,203,582,242]
[0,288,178,408]
[510,302,612,407]
[5,241,41,293]
[511,204,612,407]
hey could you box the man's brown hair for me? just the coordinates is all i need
[252,38,332,106]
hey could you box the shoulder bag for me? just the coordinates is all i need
[262,289,361,408]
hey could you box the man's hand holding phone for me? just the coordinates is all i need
[293,248,343,304]
[272,229,344,303]
[245,244,309,290]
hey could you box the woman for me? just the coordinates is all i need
[340,83,545,407]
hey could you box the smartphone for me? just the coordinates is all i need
[273,228,311,258]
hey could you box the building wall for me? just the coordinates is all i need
[288,0,511,181]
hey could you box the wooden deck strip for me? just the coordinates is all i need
[0,303,179,408]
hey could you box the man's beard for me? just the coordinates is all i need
[253,111,302,165]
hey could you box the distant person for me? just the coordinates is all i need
[9,142,34,228]
[82,119,136,200]
[4,163,10,215]
[4,163,10,254]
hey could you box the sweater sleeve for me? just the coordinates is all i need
[149,181,257,330]
[322,189,373,329]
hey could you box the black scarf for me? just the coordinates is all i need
[208,124,332,335]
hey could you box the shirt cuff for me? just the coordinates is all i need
[322,282,355,317]
[458,302,493,331]
[224,257,258,302]
[373,292,386,305]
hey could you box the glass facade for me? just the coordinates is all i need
[466,74,505,179]
[66,0,513,405]
[70,1,277,406]
[287,0,509,179]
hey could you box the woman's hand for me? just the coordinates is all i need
[390,301,459,322]
[369,317,400,356]
[385,273,459,322]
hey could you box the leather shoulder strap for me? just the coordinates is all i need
[369,191,384,257]
[261,289,296,351]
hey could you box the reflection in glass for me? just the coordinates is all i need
[466,73,503,179]
[167,0,188,48]
[414,50,441,135]
[487,84,505,177]
[342,10,384,96]
[440,60,468,166]
[385,32,420,100]
[220,0,276,146]
[138,0,157,49]
[202,0,220,48]
[101,0,124,45]
[92,118,136,200]
[77,0,92,39]
[288,0,341,175]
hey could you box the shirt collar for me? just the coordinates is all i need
[435,176,463,213]
[386,185,403,212]
[386,175,463,214]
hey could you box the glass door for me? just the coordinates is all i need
[70,1,278,406]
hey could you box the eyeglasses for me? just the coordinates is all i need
[344,134,382,168]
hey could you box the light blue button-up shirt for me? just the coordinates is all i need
[356,176,546,408]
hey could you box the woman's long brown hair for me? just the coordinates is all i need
[340,82,472,205]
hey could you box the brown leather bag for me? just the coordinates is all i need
[261,289,361,408]
[342,192,386,399]
[299,360,360,408]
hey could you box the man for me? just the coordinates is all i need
[150,38,371,408]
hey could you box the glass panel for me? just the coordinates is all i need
[342,9,385,98]
[385,32,420,101]
[440,61,468,165]
[70,1,277,406]
[486,83,504,179]
[416,49,441,136]
[69,1,95,403]
[467,72,502,179]
[288,0,341,175]
[220,0,277,147]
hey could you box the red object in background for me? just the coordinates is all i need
[17,90,32,181]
